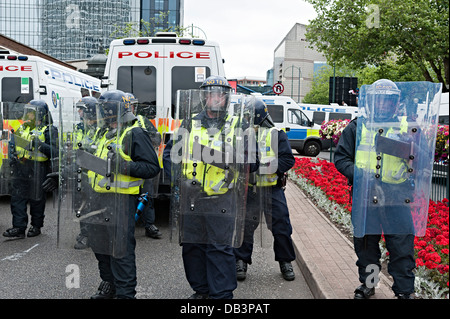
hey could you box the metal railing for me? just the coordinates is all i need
[431,162,449,202]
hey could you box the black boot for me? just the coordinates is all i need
[90,281,116,299]
[354,284,375,299]
[279,261,295,281]
[145,224,162,239]
[27,226,41,237]
[236,259,247,281]
[3,227,25,239]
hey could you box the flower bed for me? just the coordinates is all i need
[289,156,449,299]
[435,125,449,164]
[319,119,351,146]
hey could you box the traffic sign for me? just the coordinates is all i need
[272,83,284,95]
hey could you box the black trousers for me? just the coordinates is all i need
[10,195,46,230]
[353,234,415,295]
[234,186,296,264]
[92,195,138,299]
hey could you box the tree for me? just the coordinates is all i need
[305,0,449,91]
[303,61,425,104]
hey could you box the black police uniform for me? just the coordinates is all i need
[8,123,58,237]
[234,129,296,266]
[163,110,258,299]
[92,122,160,299]
[334,118,415,297]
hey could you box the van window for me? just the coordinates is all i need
[329,112,352,121]
[171,66,210,118]
[117,66,157,106]
[1,77,34,104]
[312,111,325,125]
[266,104,283,123]
[288,109,309,127]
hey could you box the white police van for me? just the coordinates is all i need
[256,95,358,156]
[101,32,226,141]
[1,51,102,165]
[101,32,227,195]
[0,51,102,132]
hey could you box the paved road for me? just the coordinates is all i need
[0,195,313,299]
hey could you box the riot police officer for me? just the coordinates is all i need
[3,100,58,238]
[73,96,99,249]
[163,76,258,299]
[334,79,424,299]
[234,98,296,281]
[87,90,160,298]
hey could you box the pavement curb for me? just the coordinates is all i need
[286,180,395,299]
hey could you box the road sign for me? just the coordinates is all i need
[273,83,284,95]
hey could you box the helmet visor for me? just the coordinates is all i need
[201,86,231,113]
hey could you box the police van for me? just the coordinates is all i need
[101,32,226,139]
[250,95,358,157]
[0,51,101,129]
[0,51,102,162]
[101,32,226,194]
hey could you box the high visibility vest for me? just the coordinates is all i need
[355,117,409,184]
[254,127,278,187]
[15,125,49,162]
[88,123,144,194]
[183,115,239,196]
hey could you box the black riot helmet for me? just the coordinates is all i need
[254,98,275,128]
[98,90,136,126]
[199,75,232,117]
[22,99,52,128]
[76,96,98,121]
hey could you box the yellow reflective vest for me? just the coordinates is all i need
[88,123,144,194]
[355,117,409,184]
[183,115,239,196]
[254,127,278,187]
[15,125,48,162]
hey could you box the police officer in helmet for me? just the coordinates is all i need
[334,79,417,299]
[234,98,297,281]
[164,75,258,299]
[3,99,58,239]
[87,90,160,299]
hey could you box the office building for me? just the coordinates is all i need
[272,23,326,102]
[0,0,184,61]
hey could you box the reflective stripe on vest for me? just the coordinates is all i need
[256,127,278,186]
[183,115,239,196]
[355,118,409,184]
[89,123,143,194]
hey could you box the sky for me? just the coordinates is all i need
[183,0,318,80]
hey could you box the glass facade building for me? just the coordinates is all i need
[0,0,184,61]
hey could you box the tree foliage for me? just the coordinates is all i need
[305,0,449,91]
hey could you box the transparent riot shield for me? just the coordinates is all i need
[57,98,131,258]
[352,81,442,237]
[170,90,253,247]
[0,102,54,200]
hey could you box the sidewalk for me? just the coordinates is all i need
[285,179,395,299]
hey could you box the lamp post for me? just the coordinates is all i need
[283,65,302,102]
[189,24,207,39]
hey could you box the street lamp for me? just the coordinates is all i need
[283,65,302,102]
[188,24,207,39]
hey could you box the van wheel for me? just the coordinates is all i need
[303,141,321,157]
